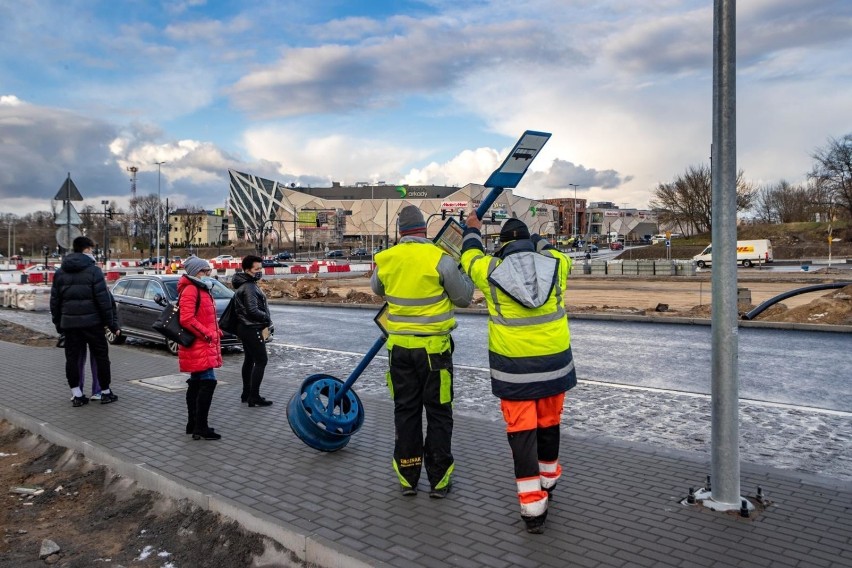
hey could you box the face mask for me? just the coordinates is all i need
[84,252,96,261]
[253,271,263,281]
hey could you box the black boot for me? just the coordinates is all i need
[247,372,272,407]
[185,380,200,434]
[240,372,250,403]
[192,381,221,440]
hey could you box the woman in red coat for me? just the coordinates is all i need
[178,256,223,440]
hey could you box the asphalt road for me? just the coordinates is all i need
[270,304,852,412]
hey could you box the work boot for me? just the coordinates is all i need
[522,512,548,534]
[400,485,417,497]
[192,381,221,440]
[429,483,451,499]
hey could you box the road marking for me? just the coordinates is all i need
[271,342,851,417]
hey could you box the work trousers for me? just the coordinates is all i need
[501,392,566,519]
[64,326,111,390]
[387,341,454,491]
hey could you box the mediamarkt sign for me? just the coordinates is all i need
[441,201,468,210]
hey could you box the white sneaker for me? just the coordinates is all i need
[90,393,102,400]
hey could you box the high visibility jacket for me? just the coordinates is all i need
[373,240,461,337]
[461,231,576,400]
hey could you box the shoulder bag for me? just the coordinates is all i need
[152,288,201,347]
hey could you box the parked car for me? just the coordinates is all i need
[325,250,345,258]
[139,256,166,267]
[23,264,56,273]
[9,254,23,261]
[261,259,286,268]
[108,274,244,355]
[274,251,293,261]
[210,254,235,263]
[349,248,369,259]
[586,245,599,253]
[610,242,624,251]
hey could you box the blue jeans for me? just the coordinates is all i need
[190,369,216,381]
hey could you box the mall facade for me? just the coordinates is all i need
[227,170,567,253]
[226,170,659,253]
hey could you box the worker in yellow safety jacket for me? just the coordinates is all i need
[460,214,575,534]
[371,205,474,498]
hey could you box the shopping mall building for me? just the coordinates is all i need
[227,170,658,253]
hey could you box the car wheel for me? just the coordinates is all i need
[166,339,179,356]
[697,260,706,268]
[105,329,127,345]
[743,259,752,268]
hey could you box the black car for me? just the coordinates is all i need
[261,259,287,268]
[274,251,293,261]
[349,248,369,259]
[108,274,242,355]
[325,250,345,258]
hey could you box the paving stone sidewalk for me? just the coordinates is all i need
[1,339,851,568]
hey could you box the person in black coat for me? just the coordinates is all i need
[232,254,273,407]
[50,236,121,407]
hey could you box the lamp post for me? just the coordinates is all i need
[154,161,166,273]
[567,183,579,237]
[101,200,109,264]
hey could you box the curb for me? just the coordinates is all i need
[0,405,387,568]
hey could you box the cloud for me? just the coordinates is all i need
[0,97,123,207]
[228,17,578,118]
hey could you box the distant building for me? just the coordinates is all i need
[538,197,587,236]
[586,202,658,242]
[168,209,228,248]
[227,170,563,253]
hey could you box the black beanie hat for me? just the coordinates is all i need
[499,218,530,242]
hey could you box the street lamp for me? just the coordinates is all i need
[154,161,166,273]
[101,200,109,264]
[567,183,579,237]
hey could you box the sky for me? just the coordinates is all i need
[1,0,850,218]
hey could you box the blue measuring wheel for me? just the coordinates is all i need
[286,373,365,452]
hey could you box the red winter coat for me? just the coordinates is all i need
[177,275,223,373]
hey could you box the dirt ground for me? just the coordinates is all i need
[0,421,294,568]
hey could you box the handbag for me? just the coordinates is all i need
[218,296,239,334]
[152,290,201,347]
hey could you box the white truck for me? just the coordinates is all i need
[693,239,773,268]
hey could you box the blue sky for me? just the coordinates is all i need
[1,0,851,217]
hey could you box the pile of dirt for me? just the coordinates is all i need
[0,319,56,347]
[0,421,291,568]
[259,277,341,301]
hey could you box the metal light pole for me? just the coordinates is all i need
[154,161,166,274]
[101,200,109,264]
[708,0,742,511]
[568,183,579,236]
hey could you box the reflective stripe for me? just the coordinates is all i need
[517,476,541,494]
[487,258,503,318]
[539,460,558,474]
[492,360,575,384]
[387,311,455,324]
[490,307,565,327]
[385,292,448,306]
[462,233,483,245]
[540,475,558,489]
[520,496,548,517]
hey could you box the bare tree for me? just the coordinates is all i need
[809,134,852,219]
[649,164,755,235]
[174,206,206,247]
[134,194,164,255]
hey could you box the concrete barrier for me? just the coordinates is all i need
[622,260,639,275]
[654,260,676,276]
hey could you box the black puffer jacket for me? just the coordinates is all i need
[50,253,116,333]
[232,271,271,328]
